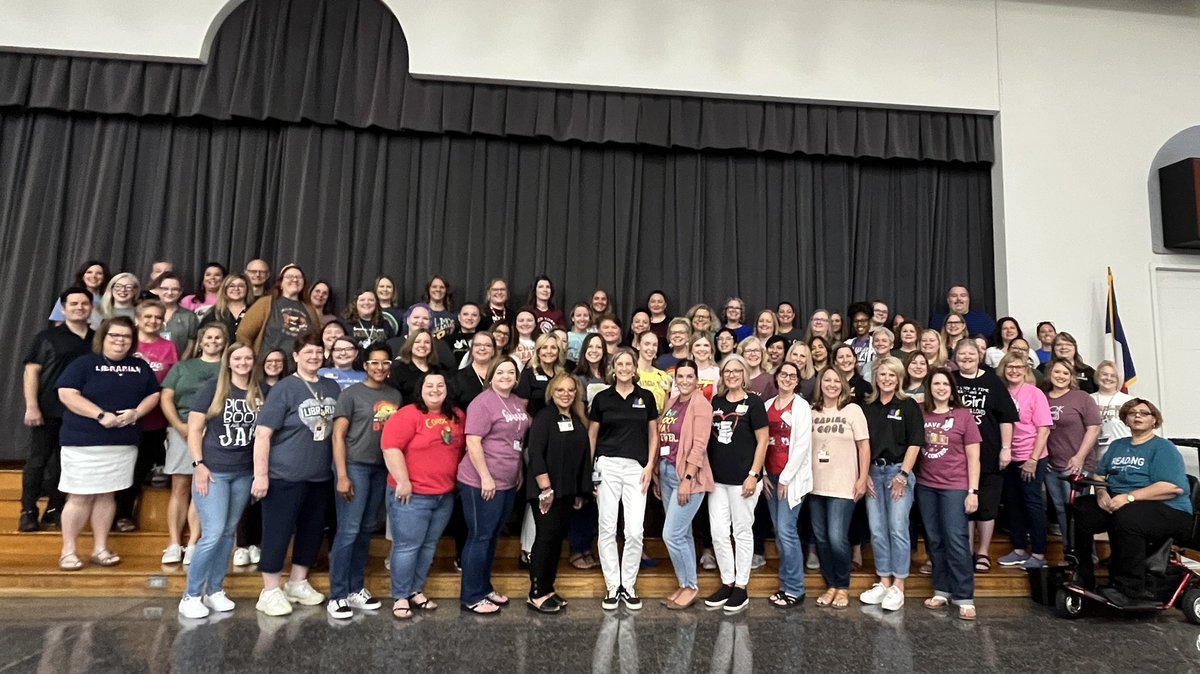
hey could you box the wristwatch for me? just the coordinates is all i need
[748,471,762,482]
[969,489,979,495]
[899,469,910,478]
[95,411,106,421]
[684,474,694,481]
[1125,494,1136,504]
[192,459,205,468]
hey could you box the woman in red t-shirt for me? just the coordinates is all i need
[381,372,465,620]
[917,368,981,620]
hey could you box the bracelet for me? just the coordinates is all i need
[538,489,554,501]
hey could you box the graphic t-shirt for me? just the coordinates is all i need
[189,381,259,474]
[318,367,367,391]
[56,354,160,447]
[953,370,1020,472]
[1100,436,1192,514]
[766,397,795,475]
[382,404,466,493]
[335,383,402,465]
[349,319,391,349]
[637,367,673,414]
[263,297,312,357]
[532,307,566,334]
[458,389,531,490]
[919,407,982,490]
[256,374,341,482]
[658,398,689,465]
[708,393,769,485]
[428,309,458,341]
[1091,391,1133,449]
[810,403,870,499]
[1047,389,1102,472]
[134,337,178,431]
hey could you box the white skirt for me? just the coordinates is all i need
[163,427,194,476]
[59,445,137,494]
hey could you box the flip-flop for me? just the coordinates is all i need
[569,554,591,570]
[58,553,84,571]
[832,589,850,609]
[924,596,950,609]
[815,589,836,607]
[392,600,413,620]
[958,604,977,621]
[485,591,510,606]
[461,599,501,615]
[408,593,438,611]
[90,550,121,567]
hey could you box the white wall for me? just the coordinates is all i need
[2,0,1198,420]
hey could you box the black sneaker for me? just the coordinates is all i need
[620,587,642,611]
[723,587,749,613]
[18,510,40,533]
[705,584,734,608]
[41,508,60,529]
[601,588,622,610]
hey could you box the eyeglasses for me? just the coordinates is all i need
[106,333,133,341]
[945,320,965,326]
[364,360,391,368]
[227,284,247,290]
[1004,365,1027,371]
[111,284,136,291]
[776,372,798,380]
[1127,410,1154,418]
[812,318,828,324]
[743,348,762,355]
[332,347,357,353]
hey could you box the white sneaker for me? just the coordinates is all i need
[284,579,326,606]
[204,591,236,613]
[347,589,382,610]
[182,546,195,566]
[178,595,211,619]
[326,599,353,620]
[248,545,262,564]
[699,551,717,571]
[859,583,889,605]
[233,548,251,566]
[256,587,293,616]
[750,554,766,570]
[161,544,183,564]
[806,551,820,570]
[881,586,905,611]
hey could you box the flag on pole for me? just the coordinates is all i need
[1105,267,1136,392]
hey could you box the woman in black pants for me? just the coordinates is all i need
[525,373,592,612]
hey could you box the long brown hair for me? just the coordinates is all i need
[206,342,265,419]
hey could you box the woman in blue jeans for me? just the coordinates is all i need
[326,343,402,619]
[656,360,714,610]
[858,357,925,611]
[381,372,465,619]
[808,367,870,609]
[763,362,813,607]
[917,369,981,620]
[457,359,531,614]
[178,343,265,619]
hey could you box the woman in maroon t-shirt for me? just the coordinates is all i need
[917,368,981,620]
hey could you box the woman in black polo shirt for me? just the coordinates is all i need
[702,354,769,615]
[587,348,659,611]
[858,357,925,611]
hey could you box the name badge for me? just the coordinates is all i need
[592,469,602,484]
[632,398,646,409]
[735,404,748,415]
[536,374,549,382]
[513,439,523,452]
[887,409,903,421]
[817,449,831,463]
[660,446,670,456]
[558,420,574,432]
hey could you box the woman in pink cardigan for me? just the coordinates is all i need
[656,359,714,609]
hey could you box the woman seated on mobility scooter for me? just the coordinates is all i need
[1071,398,1193,607]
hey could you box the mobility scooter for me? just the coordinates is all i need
[1052,439,1200,622]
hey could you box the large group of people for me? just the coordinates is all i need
[18,259,1193,621]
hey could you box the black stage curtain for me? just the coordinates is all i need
[0,108,993,457]
[0,0,993,164]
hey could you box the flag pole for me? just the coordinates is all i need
[1107,267,1119,378]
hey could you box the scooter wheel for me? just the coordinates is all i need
[1180,589,1200,625]
[1054,588,1084,619]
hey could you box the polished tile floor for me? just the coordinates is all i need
[2,597,1200,673]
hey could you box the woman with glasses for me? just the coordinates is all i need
[55,317,161,570]
[201,275,250,339]
[99,273,140,322]
[236,264,320,361]
[995,352,1053,570]
[150,273,199,361]
[327,343,401,619]
[940,315,968,354]
[318,337,366,390]
[722,297,752,342]
[1040,332,1097,393]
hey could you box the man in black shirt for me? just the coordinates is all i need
[20,287,96,531]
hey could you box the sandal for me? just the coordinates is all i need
[526,596,561,614]
[769,591,801,608]
[392,600,413,620]
[924,596,950,609]
[485,591,510,606]
[408,593,438,611]
[832,589,850,609]
[973,554,991,573]
[114,518,137,533]
[90,550,121,567]
[461,599,501,615]
[958,604,977,621]
[570,553,591,570]
[58,553,84,571]
[919,560,933,575]
[815,589,836,607]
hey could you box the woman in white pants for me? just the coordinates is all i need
[587,348,659,611]
[702,354,769,614]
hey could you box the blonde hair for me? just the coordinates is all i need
[812,366,853,410]
[100,272,140,319]
[717,354,751,397]
[785,341,816,380]
[866,356,908,404]
[532,332,565,376]
[920,328,948,368]
[206,342,265,419]
[737,335,770,373]
[996,350,1036,385]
